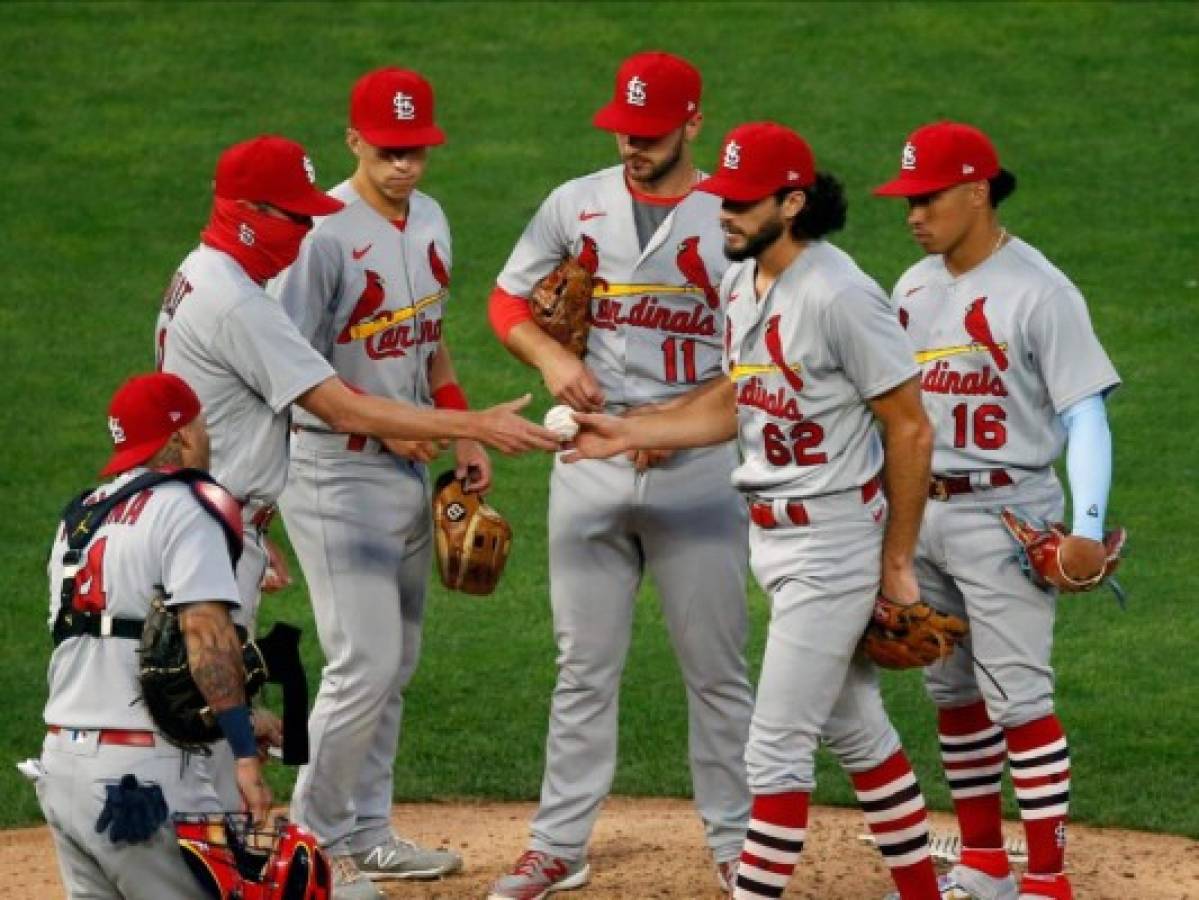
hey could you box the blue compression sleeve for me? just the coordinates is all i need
[1060,394,1112,540]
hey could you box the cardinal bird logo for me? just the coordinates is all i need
[337,270,387,344]
[428,241,450,289]
[764,314,805,394]
[577,234,600,275]
[964,297,1008,371]
[676,236,720,310]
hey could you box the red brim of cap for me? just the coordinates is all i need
[873,173,973,197]
[592,104,685,138]
[99,436,172,477]
[693,173,777,203]
[355,123,446,150]
[273,189,346,217]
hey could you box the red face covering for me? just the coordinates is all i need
[201,197,312,283]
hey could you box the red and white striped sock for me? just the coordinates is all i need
[1007,715,1072,899]
[852,750,940,900]
[939,700,1011,878]
[733,791,808,899]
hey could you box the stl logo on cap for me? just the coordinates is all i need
[238,222,255,246]
[108,416,126,445]
[901,141,917,171]
[626,75,647,107]
[723,139,742,170]
[302,155,316,184]
[393,91,416,121]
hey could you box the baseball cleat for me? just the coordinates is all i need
[882,866,1018,900]
[487,850,591,899]
[328,854,384,899]
[351,834,463,881]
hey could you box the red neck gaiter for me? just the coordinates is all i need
[200,197,311,283]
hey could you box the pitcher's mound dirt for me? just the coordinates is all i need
[3,798,1196,898]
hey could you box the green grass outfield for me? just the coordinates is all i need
[1,2,1195,836]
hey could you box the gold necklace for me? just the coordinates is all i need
[991,227,1008,257]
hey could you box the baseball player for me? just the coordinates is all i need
[38,372,270,900]
[155,134,558,822]
[567,122,945,900]
[873,122,1121,900]
[486,52,755,897]
[268,68,473,896]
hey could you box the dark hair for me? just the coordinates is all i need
[988,168,1017,207]
[776,171,847,240]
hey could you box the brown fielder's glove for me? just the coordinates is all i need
[432,470,513,595]
[862,595,969,669]
[1000,507,1127,594]
[529,257,593,357]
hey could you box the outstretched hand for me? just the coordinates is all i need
[473,394,562,454]
[560,412,632,463]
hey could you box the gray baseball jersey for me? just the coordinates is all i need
[727,241,923,830]
[498,164,729,407]
[272,181,449,425]
[271,183,445,857]
[156,245,335,505]
[894,238,1120,728]
[499,167,754,866]
[724,241,919,498]
[44,470,241,730]
[38,470,239,900]
[892,237,1120,473]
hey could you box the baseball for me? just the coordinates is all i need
[543,404,580,442]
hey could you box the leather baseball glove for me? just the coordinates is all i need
[862,595,968,669]
[1000,507,1127,594]
[432,470,513,595]
[138,595,267,752]
[529,257,593,356]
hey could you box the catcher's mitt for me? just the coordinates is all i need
[139,595,267,752]
[999,507,1127,595]
[529,257,593,356]
[862,595,968,669]
[432,470,512,596]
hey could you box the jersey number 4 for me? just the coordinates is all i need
[73,538,109,613]
[764,421,828,467]
[951,402,1008,450]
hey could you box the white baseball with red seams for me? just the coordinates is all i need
[543,404,579,442]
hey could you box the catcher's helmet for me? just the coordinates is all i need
[175,813,330,900]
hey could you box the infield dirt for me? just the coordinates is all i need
[3,798,1196,898]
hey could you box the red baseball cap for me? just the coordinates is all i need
[593,51,701,138]
[695,122,816,203]
[874,122,1001,197]
[100,373,203,477]
[214,136,345,217]
[350,67,445,148]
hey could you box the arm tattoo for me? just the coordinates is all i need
[180,604,246,714]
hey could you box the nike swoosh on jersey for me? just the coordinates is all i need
[578,211,607,221]
[352,244,373,260]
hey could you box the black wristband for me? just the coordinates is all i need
[214,705,257,759]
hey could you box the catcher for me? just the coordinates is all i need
[875,122,1124,900]
[36,372,277,899]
